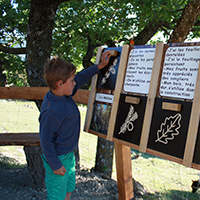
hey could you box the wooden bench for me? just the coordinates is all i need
[0,87,89,146]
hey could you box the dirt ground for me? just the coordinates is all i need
[0,166,146,200]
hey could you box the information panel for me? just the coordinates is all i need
[113,45,156,148]
[146,43,200,166]
[88,46,122,136]
[159,46,200,100]
[147,98,192,159]
[97,47,122,90]
[85,42,200,170]
[123,47,155,94]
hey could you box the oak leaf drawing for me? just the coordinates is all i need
[155,113,182,144]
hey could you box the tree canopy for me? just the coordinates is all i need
[1,0,200,86]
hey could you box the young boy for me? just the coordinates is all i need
[39,51,110,200]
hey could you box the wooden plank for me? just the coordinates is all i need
[125,96,140,105]
[87,130,107,140]
[146,148,183,165]
[112,138,140,151]
[183,62,200,167]
[84,46,104,132]
[0,87,48,100]
[162,102,181,112]
[73,89,90,105]
[107,44,130,141]
[114,142,134,200]
[139,42,164,152]
[0,133,40,146]
[0,87,90,105]
[191,163,200,170]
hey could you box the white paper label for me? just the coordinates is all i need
[159,46,200,100]
[123,48,155,94]
[95,93,114,104]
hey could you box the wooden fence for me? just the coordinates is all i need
[0,87,89,146]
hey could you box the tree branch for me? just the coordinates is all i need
[133,20,162,45]
[0,44,26,54]
[168,0,200,43]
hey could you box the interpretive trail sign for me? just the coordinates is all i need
[123,46,155,94]
[113,45,155,149]
[84,42,200,170]
[146,43,200,168]
[85,46,122,137]
[159,45,200,100]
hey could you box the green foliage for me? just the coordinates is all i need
[1,52,28,86]
[0,0,30,46]
[53,0,135,70]
[1,0,200,85]
[0,0,30,86]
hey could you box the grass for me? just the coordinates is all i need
[0,100,200,199]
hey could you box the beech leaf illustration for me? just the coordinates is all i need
[155,113,182,144]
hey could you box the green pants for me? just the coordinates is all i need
[42,152,76,200]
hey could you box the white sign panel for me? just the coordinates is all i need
[95,93,114,104]
[123,48,155,94]
[159,46,200,100]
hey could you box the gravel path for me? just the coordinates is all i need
[0,166,145,200]
[0,166,118,200]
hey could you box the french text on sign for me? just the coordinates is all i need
[159,46,200,100]
[123,48,155,94]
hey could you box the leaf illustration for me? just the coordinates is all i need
[101,58,117,85]
[155,113,182,144]
[118,105,138,134]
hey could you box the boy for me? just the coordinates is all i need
[39,51,110,200]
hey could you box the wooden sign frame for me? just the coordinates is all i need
[84,45,127,139]
[85,42,200,170]
[111,43,163,151]
[84,42,200,200]
[143,42,200,169]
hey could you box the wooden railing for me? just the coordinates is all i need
[0,87,90,146]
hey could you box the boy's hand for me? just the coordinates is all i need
[53,165,66,176]
[97,51,111,70]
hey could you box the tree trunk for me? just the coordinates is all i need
[168,0,200,43]
[24,0,67,189]
[94,137,114,178]
[74,147,80,170]
[23,146,45,189]
[134,20,162,45]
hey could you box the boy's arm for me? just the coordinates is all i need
[72,51,111,95]
[39,113,63,171]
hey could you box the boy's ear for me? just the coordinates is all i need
[56,80,63,89]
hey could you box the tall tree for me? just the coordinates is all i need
[24,0,66,188]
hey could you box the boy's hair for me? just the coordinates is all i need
[44,57,76,89]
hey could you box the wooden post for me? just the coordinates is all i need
[107,44,130,141]
[84,46,103,132]
[183,61,200,167]
[115,142,134,200]
[139,42,164,152]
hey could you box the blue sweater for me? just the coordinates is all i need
[39,65,99,171]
